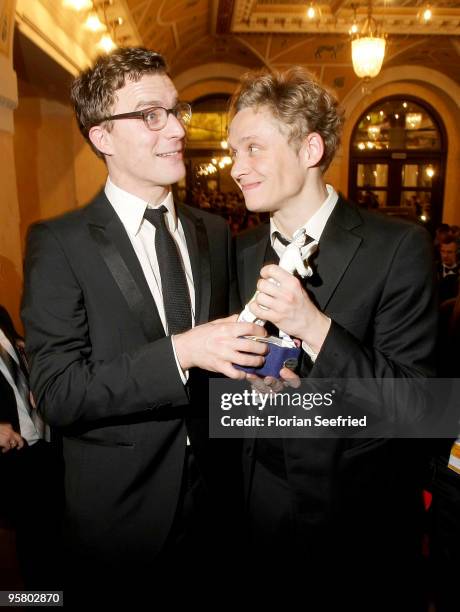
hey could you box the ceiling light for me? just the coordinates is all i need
[97,34,117,53]
[351,0,386,80]
[83,11,107,32]
[419,6,432,23]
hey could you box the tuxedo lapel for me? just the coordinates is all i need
[86,191,164,343]
[178,206,211,325]
[308,198,362,310]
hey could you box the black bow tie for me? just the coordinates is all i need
[273,230,315,248]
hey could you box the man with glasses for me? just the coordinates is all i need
[21,47,265,602]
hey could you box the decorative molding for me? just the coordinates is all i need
[232,0,256,26]
[342,64,460,118]
[174,62,249,91]
[231,2,460,35]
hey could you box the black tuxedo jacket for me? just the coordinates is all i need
[236,197,438,559]
[22,190,239,563]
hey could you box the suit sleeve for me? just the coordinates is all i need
[306,224,438,379]
[229,230,242,314]
[21,223,189,429]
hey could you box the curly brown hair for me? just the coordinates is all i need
[229,66,343,172]
[70,47,168,158]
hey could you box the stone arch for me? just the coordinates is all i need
[336,66,460,224]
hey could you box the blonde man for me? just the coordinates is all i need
[229,67,437,609]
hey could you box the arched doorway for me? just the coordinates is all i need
[178,94,260,234]
[348,96,447,230]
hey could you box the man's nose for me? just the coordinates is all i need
[165,112,186,138]
[230,155,248,181]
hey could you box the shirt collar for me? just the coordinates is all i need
[105,177,177,236]
[270,184,338,246]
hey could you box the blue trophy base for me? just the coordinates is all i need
[234,336,300,378]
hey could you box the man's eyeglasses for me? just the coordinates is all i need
[100,102,192,131]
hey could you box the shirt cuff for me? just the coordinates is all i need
[171,335,189,385]
[301,316,331,363]
[301,341,318,363]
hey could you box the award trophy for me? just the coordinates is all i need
[236,229,318,377]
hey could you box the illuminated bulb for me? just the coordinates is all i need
[426,167,435,178]
[220,140,228,149]
[307,6,316,19]
[83,12,106,32]
[63,0,93,9]
[97,35,117,53]
[420,215,427,222]
[422,8,432,22]
[405,112,422,130]
[358,142,366,150]
[403,102,408,108]
[211,158,217,165]
[367,126,380,140]
[352,35,386,79]
[349,23,359,35]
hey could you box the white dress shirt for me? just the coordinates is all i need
[269,184,339,361]
[105,177,195,334]
[105,179,194,445]
[0,330,43,445]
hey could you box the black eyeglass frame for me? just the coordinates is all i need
[99,102,192,131]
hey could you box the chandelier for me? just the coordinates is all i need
[351,0,386,80]
[62,0,122,53]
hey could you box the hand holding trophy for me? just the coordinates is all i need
[236,229,318,377]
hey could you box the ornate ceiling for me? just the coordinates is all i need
[14,0,460,99]
[123,0,460,95]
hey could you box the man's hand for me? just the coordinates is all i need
[247,366,301,394]
[249,264,331,355]
[174,315,268,379]
[0,423,25,453]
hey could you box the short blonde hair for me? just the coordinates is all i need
[229,66,343,172]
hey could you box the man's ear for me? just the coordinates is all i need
[88,125,113,157]
[300,132,325,169]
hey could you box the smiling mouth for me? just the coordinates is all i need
[241,182,261,191]
[156,150,183,158]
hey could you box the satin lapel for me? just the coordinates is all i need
[86,192,163,343]
[178,206,211,325]
[308,198,363,311]
[238,224,270,304]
